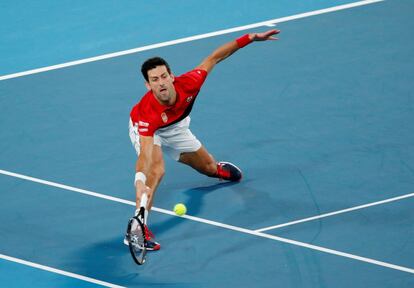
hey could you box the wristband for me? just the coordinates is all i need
[236,34,252,48]
[134,172,146,186]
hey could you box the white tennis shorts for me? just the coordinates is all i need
[129,116,202,161]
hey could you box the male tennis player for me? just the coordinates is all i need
[126,29,280,250]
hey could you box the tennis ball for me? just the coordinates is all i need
[174,203,187,216]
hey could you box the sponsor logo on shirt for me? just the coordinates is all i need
[137,120,149,133]
[186,96,193,102]
[161,112,168,123]
[138,121,149,127]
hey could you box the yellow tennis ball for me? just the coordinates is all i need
[174,203,187,216]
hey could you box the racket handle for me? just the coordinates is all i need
[140,192,148,209]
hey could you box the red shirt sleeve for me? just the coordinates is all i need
[130,101,157,137]
[178,69,208,94]
[137,119,155,137]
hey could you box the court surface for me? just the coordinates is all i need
[1,0,413,287]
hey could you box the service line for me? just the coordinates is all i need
[255,192,414,232]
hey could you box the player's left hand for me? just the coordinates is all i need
[251,29,280,41]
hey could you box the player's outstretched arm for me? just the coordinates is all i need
[134,136,153,208]
[196,29,280,73]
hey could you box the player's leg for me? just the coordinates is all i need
[161,116,242,181]
[179,146,242,181]
[179,146,217,176]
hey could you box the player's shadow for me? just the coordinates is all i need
[151,181,239,236]
[75,236,188,285]
[73,236,145,282]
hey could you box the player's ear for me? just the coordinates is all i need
[170,73,175,81]
[144,81,151,91]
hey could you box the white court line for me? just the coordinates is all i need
[0,253,124,288]
[1,168,413,274]
[256,192,414,232]
[0,0,384,81]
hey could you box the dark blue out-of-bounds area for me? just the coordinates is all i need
[0,0,359,76]
[1,0,414,287]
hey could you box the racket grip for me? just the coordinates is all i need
[140,192,148,209]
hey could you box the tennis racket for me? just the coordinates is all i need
[126,207,147,265]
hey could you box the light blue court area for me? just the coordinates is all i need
[0,176,412,288]
[2,0,364,75]
[1,0,414,287]
[268,197,414,269]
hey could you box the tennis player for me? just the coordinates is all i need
[126,29,280,250]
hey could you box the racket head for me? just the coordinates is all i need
[126,215,147,265]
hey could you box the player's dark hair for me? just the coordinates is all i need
[141,57,171,82]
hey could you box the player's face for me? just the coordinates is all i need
[145,65,175,105]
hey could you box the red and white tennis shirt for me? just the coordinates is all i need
[130,69,208,137]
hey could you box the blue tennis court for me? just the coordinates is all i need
[1,0,413,287]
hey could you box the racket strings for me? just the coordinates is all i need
[129,217,145,248]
